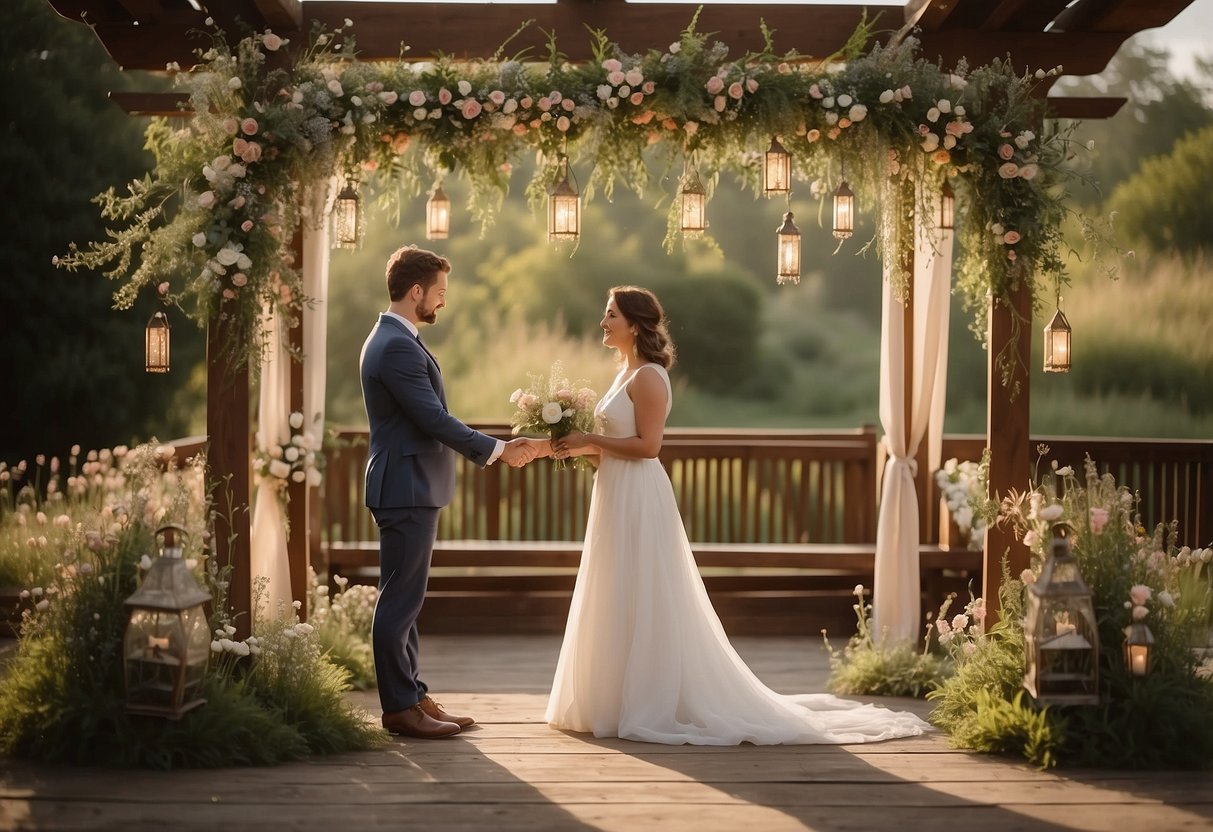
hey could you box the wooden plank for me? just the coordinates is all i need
[915,29,1131,75]
[254,0,303,30]
[1046,96,1128,119]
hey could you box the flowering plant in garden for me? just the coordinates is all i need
[935,456,991,549]
[56,10,1094,388]
[509,361,597,470]
[309,569,378,690]
[928,447,1213,769]
[253,410,323,497]
[0,440,385,768]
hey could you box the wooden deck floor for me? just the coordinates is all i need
[3,635,1212,831]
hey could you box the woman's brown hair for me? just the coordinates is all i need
[610,285,677,369]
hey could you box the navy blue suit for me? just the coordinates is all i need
[359,313,497,712]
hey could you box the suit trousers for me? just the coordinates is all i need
[370,505,440,712]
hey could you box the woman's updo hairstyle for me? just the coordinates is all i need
[610,285,677,369]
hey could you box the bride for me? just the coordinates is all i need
[543,285,928,745]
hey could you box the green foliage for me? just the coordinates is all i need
[0,0,200,464]
[310,573,377,690]
[948,689,1064,769]
[0,442,386,769]
[824,586,951,699]
[1107,125,1213,259]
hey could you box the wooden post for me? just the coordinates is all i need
[286,230,310,617]
[206,307,252,640]
[983,278,1032,621]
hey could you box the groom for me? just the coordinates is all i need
[360,245,538,738]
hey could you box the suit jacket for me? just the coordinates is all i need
[359,314,497,509]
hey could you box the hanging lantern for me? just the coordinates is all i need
[1023,528,1101,705]
[1123,621,1155,677]
[123,524,212,719]
[832,180,855,239]
[679,167,706,238]
[775,211,801,286]
[763,136,792,198]
[145,311,170,374]
[332,181,360,250]
[939,180,955,231]
[547,156,580,242]
[1043,306,1072,373]
[426,182,451,240]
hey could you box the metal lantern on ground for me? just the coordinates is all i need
[145,311,170,374]
[832,180,855,239]
[426,182,450,240]
[1023,528,1100,705]
[1043,306,1072,373]
[679,167,706,238]
[763,136,791,198]
[332,181,360,249]
[123,524,212,718]
[1123,621,1155,677]
[547,156,580,242]
[939,180,955,231]
[775,211,801,285]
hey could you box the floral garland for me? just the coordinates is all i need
[57,12,1082,383]
[253,410,323,495]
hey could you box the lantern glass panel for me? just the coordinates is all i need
[833,181,855,239]
[763,137,791,197]
[426,186,450,240]
[1023,534,1100,705]
[145,312,170,374]
[680,172,706,237]
[332,187,360,249]
[776,212,801,285]
[1123,622,1155,677]
[1044,308,1072,373]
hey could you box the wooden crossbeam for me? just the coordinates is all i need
[254,0,302,29]
[915,29,1132,75]
[1052,0,1192,32]
[1045,95,1127,118]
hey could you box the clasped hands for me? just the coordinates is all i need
[498,432,591,467]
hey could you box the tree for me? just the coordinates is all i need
[0,0,201,463]
[1106,124,1213,258]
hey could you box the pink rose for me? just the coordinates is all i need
[409,90,426,107]
[197,191,216,209]
[999,143,1015,160]
[379,91,398,105]
[223,288,236,299]
[1132,604,1149,621]
[556,115,570,132]
[222,117,239,136]
[806,128,820,142]
[932,149,951,165]
[727,81,744,100]
[461,98,482,119]
[1002,230,1021,245]
[157,281,170,296]
[607,71,625,86]
[488,90,506,106]
[512,123,527,136]
[231,272,248,287]
[1019,164,1039,180]
[262,32,283,51]
[602,58,622,73]
[714,95,726,112]
[233,137,248,156]
[538,96,552,112]
[1129,584,1152,606]
[642,81,655,95]
[809,83,823,99]
[706,76,724,95]
[561,97,575,112]
[998,162,1019,179]
[240,142,262,163]
[746,77,758,94]
[438,87,452,105]
[240,220,254,232]
[1008,251,1018,262]
[520,96,533,109]
[630,92,644,106]
[241,118,258,136]
[778,62,791,74]
[1020,568,1036,584]
[1090,507,1110,535]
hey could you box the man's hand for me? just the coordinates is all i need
[500,437,539,468]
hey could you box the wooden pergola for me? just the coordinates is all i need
[46,0,1197,635]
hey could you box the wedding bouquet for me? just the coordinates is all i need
[509,362,597,470]
[935,456,989,549]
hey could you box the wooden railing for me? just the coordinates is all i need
[322,425,881,549]
[942,435,1213,547]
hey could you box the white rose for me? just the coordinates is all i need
[192,233,207,247]
[541,402,564,424]
[289,411,304,429]
[216,247,240,266]
[269,459,292,479]
[837,93,852,107]
[879,89,895,104]
[1039,504,1065,521]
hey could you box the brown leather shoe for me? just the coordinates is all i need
[382,703,461,738]
[418,695,476,729]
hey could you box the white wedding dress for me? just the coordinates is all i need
[545,363,929,745]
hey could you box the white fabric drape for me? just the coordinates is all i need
[249,180,336,619]
[871,182,954,642]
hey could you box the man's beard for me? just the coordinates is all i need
[419,306,439,324]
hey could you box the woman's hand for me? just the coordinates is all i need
[552,431,591,459]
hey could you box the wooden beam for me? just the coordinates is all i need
[1053,0,1192,33]
[254,0,302,30]
[286,231,310,619]
[116,0,163,23]
[980,0,1074,32]
[206,305,253,641]
[905,0,993,31]
[1045,96,1128,119]
[109,90,189,116]
[916,29,1131,75]
[983,279,1032,623]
